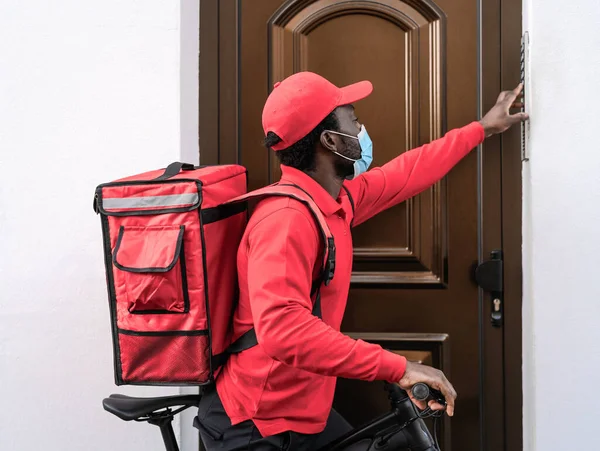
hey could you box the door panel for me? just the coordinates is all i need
[266,0,447,286]
[199,1,522,450]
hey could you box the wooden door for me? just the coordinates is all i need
[199,1,523,450]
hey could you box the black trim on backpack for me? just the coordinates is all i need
[312,288,323,318]
[113,225,185,273]
[197,195,218,380]
[117,328,207,337]
[179,244,191,314]
[99,213,124,385]
[201,201,248,225]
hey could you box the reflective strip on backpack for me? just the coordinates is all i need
[102,193,199,210]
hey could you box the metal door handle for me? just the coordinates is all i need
[475,250,503,327]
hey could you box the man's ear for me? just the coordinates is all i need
[320,130,337,152]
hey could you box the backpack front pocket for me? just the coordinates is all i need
[112,225,189,314]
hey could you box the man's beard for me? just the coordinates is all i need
[334,158,354,180]
[333,138,361,180]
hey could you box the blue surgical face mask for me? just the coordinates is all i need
[326,125,373,180]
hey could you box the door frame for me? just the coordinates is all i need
[478,0,523,450]
[198,1,523,449]
[498,0,523,449]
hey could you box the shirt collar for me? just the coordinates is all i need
[279,165,345,217]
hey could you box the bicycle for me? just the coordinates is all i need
[103,382,446,451]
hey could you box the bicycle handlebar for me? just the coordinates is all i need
[411,382,447,406]
[322,382,445,451]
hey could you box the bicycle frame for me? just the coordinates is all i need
[103,383,440,451]
[149,414,179,451]
[319,384,439,451]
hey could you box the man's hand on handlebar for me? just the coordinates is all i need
[397,361,457,416]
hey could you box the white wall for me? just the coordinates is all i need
[5,0,600,449]
[0,1,198,450]
[522,0,600,450]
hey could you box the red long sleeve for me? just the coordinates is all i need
[216,123,483,437]
[247,204,406,382]
[345,121,485,226]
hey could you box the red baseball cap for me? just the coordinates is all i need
[262,71,373,151]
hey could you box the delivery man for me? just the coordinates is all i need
[196,71,527,450]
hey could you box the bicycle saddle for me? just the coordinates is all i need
[102,393,201,421]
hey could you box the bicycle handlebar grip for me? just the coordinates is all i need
[411,383,446,406]
[411,383,430,401]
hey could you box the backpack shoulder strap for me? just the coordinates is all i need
[228,183,336,287]
[211,184,336,371]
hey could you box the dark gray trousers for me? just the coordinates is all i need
[194,385,357,451]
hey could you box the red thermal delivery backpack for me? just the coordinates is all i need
[94,162,338,386]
